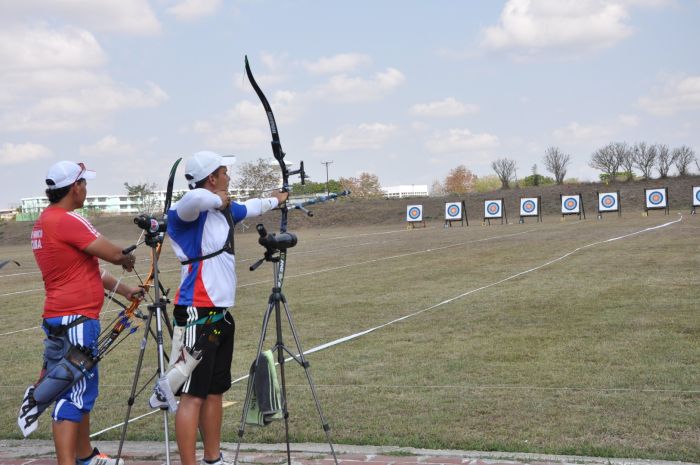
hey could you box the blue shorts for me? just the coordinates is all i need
[42,316,100,423]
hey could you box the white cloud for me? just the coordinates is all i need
[481,0,638,54]
[3,82,169,132]
[0,24,168,132]
[552,121,613,142]
[2,0,161,36]
[312,123,398,152]
[314,68,405,103]
[167,0,223,21]
[410,98,479,118]
[0,25,105,71]
[638,74,700,116]
[188,91,300,151]
[425,129,499,154]
[618,113,640,126]
[0,142,52,166]
[79,135,137,157]
[304,53,371,74]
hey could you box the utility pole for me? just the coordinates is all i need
[321,161,333,195]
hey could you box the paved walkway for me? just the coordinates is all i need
[0,441,696,465]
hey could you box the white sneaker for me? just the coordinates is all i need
[201,454,233,465]
[76,448,124,465]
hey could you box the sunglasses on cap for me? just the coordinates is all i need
[72,162,86,184]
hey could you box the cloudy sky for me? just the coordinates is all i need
[1,0,699,209]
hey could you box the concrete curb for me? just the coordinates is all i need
[0,441,697,465]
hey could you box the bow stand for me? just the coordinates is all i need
[233,56,339,465]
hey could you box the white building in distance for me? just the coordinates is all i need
[382,185,429,199]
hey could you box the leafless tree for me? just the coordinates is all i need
[655,144,675,178]
[632,142,657,180]
[589,143,622,180]
[491,158,517,189]
[235,158,280,197]
[430,179,446,196]
[611,142,633,181]
[124,181,160,213]
[543,146,571,185]
[672,145,696,176]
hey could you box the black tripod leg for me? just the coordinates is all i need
[116,303,172,465]
[280,294,339,465]
[233,297,276,465]
[274,297,292,465]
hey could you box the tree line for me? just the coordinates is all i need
[432,143,697,196]
[124,144,698,203]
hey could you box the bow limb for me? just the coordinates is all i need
[245,56,293,233]
[0,259,20,269]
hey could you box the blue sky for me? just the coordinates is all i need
[1,0,699,209]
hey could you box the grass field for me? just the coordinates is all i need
[1,211,698,461]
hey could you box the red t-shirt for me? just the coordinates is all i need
[32,207,104,319]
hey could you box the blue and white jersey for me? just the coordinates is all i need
[167,189,278,308]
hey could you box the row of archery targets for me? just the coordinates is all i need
[405,186,700,227]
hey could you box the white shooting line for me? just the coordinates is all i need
[91,216,683,438]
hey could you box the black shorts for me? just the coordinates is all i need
[173,305,235,398]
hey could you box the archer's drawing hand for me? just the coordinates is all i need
[216,190,231,211]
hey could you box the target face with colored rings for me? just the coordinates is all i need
[485,201,501,217]
[446,204,461,218]
[648,190,664,206]
[408,207,422,220]
[599,193,618,211]
[522,200,536,213]
[694,187,700,206]
[563,197,579,211]
[601,195,615,207]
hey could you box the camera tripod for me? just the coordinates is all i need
[115,229,174,465]
[234,224,338,465]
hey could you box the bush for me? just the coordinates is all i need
[473,175,502,193]
[521,174,555,187]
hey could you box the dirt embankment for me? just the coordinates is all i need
[2,175,698,246]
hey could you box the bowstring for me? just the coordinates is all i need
[99,229,146,336]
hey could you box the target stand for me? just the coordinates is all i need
[560,193,585,221]
[483,198,506,225]
[406,205,426,228]
[596,191,621,220]
[691,186,699,215]
[644,187,669,216]
[518,196,541,224]
[444,201,468,227]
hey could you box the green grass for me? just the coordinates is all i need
[0,212,698,461]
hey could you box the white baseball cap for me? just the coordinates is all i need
[46,161,96,189]
[185,151,235,188]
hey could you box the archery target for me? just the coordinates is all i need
[598,192,619,212]
[645,188,667,208]
[406,205,423,222]
[693,186,700,206]
[484,199,503,218]
[561,195,581,213]
[519,197,539,216]
[445,202,462,220]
